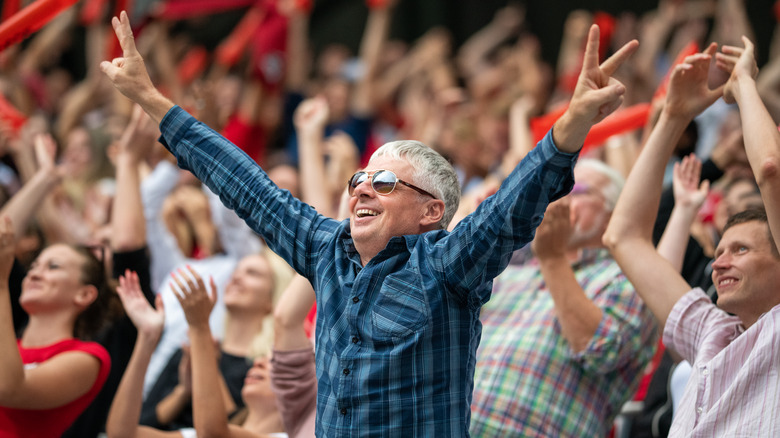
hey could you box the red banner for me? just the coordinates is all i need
[0,0,79,51]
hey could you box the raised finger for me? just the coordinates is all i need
[170,273,188,301]
[582,25,602,71]
[741,35,755,55]
[112,11,140,57]
[185,265,205,291]
[600,38,639,77]
[179,268,198,292]
[720,45,745,56]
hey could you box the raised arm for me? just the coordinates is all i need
[274,275,316,351]
[351,0,398,117]
[553,25,638,153]
[532,199,601,353]
[0,134,64,240]
[170,267,248,438]
[106,271,173,438]
[719,37,780,251]
[603,44,723,328]
[657,154,710,271]
[113,105,159,251]
[100,11,175,124]
[294,96,333,216]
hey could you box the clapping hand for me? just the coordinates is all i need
[170,266,217,329]
[117,269,164,341]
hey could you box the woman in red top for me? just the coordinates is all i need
[0,217,112,438]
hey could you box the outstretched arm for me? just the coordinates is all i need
[720,37,780,251]
[100,11,175,124]
[603,45,723,328]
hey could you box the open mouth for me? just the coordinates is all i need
[356,209,379,218]
[718,277,738,288]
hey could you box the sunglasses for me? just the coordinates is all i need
[347,170,437,199]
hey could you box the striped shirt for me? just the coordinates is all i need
[665,289,780,437]
[158,106,577,437]
[470,247,658,437]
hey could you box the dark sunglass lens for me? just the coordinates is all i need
[348,172,368,194]
[372,170,397,195]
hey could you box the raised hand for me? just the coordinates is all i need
[117,269,165,340]
[116,104,159,161]
[665,43,724,120]
[100,11,174,124]
[554,25,638,152]
[294,96,330,134]
[718,36,759,104]
[531,199,572,261]
[569,25,638,125]
[672,154,710,209]
[33,133,65,178]
[170,266,217,329]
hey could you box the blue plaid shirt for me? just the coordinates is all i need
[159,106,577,437]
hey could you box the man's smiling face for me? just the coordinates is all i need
[349,155,437,264]
[712,220,780,327]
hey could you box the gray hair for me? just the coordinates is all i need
[575,159,624,211]
[371,140,460,229]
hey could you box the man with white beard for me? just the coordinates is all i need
[470,159,658,438]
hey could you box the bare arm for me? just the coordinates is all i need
[294,96,333,216]
[457,5,523,80]
[279,0,310,93]
[112,105,158,251]
[351,0,398,117]
[0,134,63,240]
[604,45,723,328]
[170,267,232,438]
[106,272,173,438]
[274,275,316,351]
[657,154,710,271]
[720,37,780,251]
[532,200,601,352]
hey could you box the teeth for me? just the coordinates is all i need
[356,209,379,218]
[720,278,736,286]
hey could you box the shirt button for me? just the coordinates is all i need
[702,369,709,376]
[340,408,347,415]
[352,336,359,344]
[352,296,359,303]
[343,368,350,375]
[697,407,703,414]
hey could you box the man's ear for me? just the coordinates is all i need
[420,199,446,228]
[74,284,99,310]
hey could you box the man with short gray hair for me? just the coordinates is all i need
[102,11,638,436]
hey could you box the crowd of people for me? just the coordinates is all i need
[0,0,779,436]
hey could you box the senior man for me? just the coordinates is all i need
[102,11,637,437]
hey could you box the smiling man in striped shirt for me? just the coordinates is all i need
[605,39,780,437]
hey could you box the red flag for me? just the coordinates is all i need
[0,0,79,51]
